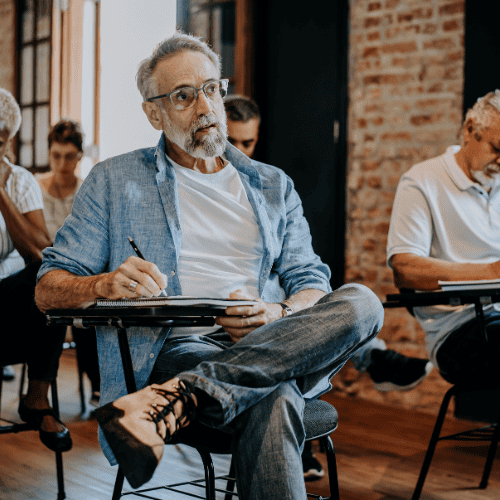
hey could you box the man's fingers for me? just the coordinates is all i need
[120,256,168,296]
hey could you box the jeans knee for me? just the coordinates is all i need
[337,283,384,339]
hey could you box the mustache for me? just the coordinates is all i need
[192,113,220,132]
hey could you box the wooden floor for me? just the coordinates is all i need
[1,350,499,500]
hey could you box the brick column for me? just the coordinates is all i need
[336,0,465,411]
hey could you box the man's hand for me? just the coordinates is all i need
[215,290,282,343]
[0,160,12,188]
[94,256,168,299]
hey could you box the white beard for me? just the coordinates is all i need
[471,163,500,191]
[162,109,227,159]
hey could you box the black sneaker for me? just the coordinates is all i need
[366,349,433,392]
[302,441,324,480]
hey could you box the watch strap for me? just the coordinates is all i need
[278,302,294,317]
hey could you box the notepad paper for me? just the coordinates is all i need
[438,279,500,291]
[94,296,258,308]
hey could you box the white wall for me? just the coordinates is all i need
[99,0,177,162]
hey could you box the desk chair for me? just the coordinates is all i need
[0,359,66,500]
[384,289,500,500]
[110,326,341,500]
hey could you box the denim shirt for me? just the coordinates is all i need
[38,135,331,463]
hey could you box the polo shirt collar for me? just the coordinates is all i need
[442,145,476,191]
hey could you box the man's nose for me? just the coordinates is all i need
[194,88,212,115]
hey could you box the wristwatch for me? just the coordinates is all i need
[279,302,294,317]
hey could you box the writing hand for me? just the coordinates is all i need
[93,256,168,299]
[215,289,283,343]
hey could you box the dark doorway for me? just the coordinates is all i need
[463,2,500,114]
[253,1,349,289]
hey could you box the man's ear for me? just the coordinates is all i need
[142,101,164,131]
[463,118,481,144]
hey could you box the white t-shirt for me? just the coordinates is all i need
[387,145,500,363]
[169,158,263,337]
[36,173,82,241]
[0,160,44,279]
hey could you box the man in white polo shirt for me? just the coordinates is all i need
[387,90,500,384]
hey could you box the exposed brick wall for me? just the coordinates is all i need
[0,0,15,92]
[333,0,466,413]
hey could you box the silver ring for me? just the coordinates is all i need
[128,280,138,293]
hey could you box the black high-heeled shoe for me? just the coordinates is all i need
[18,398,72,452]
[95,378,197,489]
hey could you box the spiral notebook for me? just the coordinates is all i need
[94,296,257,308]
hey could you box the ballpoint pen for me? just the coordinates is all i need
[127,236,168,297]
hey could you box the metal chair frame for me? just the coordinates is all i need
[384,289,500,500]
[110,324,341,500]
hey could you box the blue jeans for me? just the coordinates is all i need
[150,283,384,500]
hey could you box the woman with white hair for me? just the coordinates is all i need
[0,87,71,452]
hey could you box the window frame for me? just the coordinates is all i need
[16,0,53,174]
[178,0,253,97]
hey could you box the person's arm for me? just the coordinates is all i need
[0,163,51,260]
[391,253,500,290]
[35,256,169,312]
[215,288,326,343]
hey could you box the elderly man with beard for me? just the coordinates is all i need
[387,90,500,388]
[35,33,384,499]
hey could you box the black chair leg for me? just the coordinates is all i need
[319,435,340,500]
[112,468,125,500]
[51,379,66,500]
[224,459,236,500]
[479,406,500,489]
[412,386,455,500]
[20,363,27,400]
[198,449,216,500]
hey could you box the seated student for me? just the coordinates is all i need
[225,93,434,479]
[387,90,500,385]
[0,87,71,452]
[36,119,100,407]
[35,33,384,498]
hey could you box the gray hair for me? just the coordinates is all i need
[136,32,221,101]
[0,87,21,138]
[464,90,500,134]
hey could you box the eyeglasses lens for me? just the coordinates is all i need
[171,81,227,110]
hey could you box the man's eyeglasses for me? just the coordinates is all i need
[146,79,229,110]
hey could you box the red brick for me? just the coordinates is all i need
[443,19,460,31]
[362,160,382,171]
[421,23,438,35]
[397,8,433,23]
[368,2,382,11]
[381,41,418,54]
[367,176,382,188]
[357,118,368,128]
[423,38,455,50]
[365,16,381,28]
[372,116,384,126]
[363,46,380,58]
[410,113,445,126]
[367,31,381,41]
[385,0,401,8]
[381,132,412,141]
[439,2,464,15]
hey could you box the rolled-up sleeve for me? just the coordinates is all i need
[273,176,332,296]
[387,172,433,268]
[38,165,111,281]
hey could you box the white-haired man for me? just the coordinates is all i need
[387,90,500,386]
[35,33,384,498]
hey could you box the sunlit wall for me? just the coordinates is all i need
[98,0,177,165]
